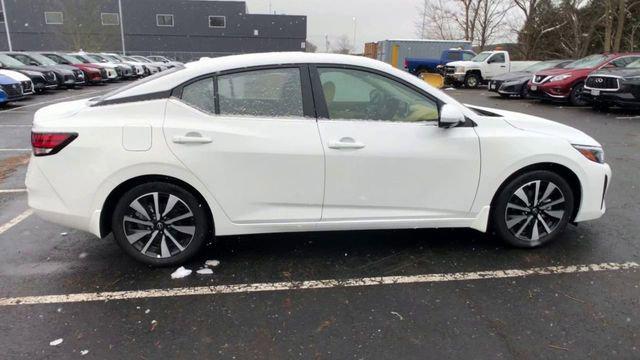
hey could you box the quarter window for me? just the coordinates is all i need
[317,68,438,122]
[181,78,215,114]
[101,13,120,26]
[209,16,226,28]
[156,14,174,27]
[217,68,304,118]
[45,11,63,25]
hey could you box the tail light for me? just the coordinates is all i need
[31,132,78,156]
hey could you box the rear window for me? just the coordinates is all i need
[91,65,185,103]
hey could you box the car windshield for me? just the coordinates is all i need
[563,54,610,69]
[58,54,83,64]
[626,59,640,68]
[0,54,28,67]
[87,54,108,63]
[524,61,562,72]
[103,55,122,63]
[133,56,152,63]
[471,52,493,62]
[28,53,58,66]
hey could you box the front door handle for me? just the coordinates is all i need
[172,132,212,144]
[328,137,366,150]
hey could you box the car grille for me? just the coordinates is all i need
[1,83,23,98]
[63,74,75,83]
[21,80,32,93]
[43,71,56,82]
[532,74,551,84]
[586,76,619,90]
[489,80,503,91]
[72,69,85,81]
[99,68,107,78]
[445,66,455,74]
[115,67,123,77]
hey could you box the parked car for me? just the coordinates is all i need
[130,55,169,71]
[99,53,145,77]
[405,49,476,76]
[0,68,35,95]
[0,53,57,92]
[0,73,26,103]
[68,53,120,81]
[488,60,573,98]
[444,51,537,88]
[4,52,82,88]
[122,56,160,75]
[583,58,640,110]
[39,52,106,85]
[147,55,183,68]
[528,53,640,106]
[86,53,136,79]
[26,53,610,266]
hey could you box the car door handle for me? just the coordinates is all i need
[172,133,212,144]
[328,138,366,150]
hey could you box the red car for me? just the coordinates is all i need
[528,53,640,106]
[39,52,106,85]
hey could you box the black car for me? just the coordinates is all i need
[0,53,57,92]
[488,60,573,98]
[584,59,640,110]
[5,52,83,88]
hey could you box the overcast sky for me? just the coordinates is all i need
[243,0,421,52]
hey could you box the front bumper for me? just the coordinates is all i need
[583,88,640,108]
[574,162,612,222]
[527,83,571,101]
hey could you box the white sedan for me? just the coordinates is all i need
[26,53,611,266]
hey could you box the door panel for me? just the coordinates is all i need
[319,120,480,220]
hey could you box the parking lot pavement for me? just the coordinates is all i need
[0,85,639,359]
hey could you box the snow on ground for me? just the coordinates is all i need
[197,268,214,275]
[170,267,192,279]
[49,338,63,346]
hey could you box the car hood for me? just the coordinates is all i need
[40,65,75,75]
[467,105,600,146]
[534,67,594,78]
[590,67,640,79]
[446,61,480,69]
[0,75,19,85]
[492,71,531,82]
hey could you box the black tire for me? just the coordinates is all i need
[491,170,574,248]
[520,84,529,99]
[569,82,588,106]
[112,182,210,266]
[464,73,480,89]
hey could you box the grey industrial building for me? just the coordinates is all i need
[0,0,307,61]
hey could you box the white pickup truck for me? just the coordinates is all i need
[444,51,537,88]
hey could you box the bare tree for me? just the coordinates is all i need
[475,0,513,50]
[333,35,353,54]
[415,0,458,39]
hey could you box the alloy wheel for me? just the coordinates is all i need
[123,192,195,259]
[504,180,566,243]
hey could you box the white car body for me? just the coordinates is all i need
[446,51,538,84]
[26,53,611,263]
[100,53,145,76]
[0,69,34,95]
[130,56,169,71]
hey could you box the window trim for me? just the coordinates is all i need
[172,64,316,119]
[156,14,174,27]
[44,11,64,25]
[309,64,443,123]
[208,15,226,28]
[101,12,120,26]
[0,11,5,24]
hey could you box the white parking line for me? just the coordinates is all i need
[0,261,637,306]
[0,189,27,194]
[0,209,33,236]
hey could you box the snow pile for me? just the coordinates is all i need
[49,338,63,346]
[197,268,214,275]
[205,260,220,267]
[170,266,192,279]
[80,350,89,356]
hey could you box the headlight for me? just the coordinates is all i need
[550,74,572,82]
[573,145,605,164]
[455,66,465,73]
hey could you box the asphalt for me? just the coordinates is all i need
[0,83,639,359]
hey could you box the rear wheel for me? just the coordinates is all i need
[112,182,210,266]
[569,82,588,106]
[492,170,574,248]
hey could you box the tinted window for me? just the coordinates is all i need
[181,78,215,113]
[157,14,174,27]
[209,16,226,28]
[217,68,304,118]
[489,53,505,63]
[447,52,460,61]
[318,68,438,122]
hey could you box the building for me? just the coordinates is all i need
[0,0,307,61]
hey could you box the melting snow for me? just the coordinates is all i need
[80,350,89,356]
[205,260,220,267]
[170,266,192,279]
[197,268,214,275]
[49,338,63,346]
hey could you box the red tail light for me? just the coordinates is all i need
[31,132,78,156]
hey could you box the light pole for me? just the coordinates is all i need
[0,0,12,51]
[118,0,126,54]
[352,17,357,54]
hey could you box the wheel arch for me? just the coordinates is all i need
[99,174,215,238]
[489,162,582,221]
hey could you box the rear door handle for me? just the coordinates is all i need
[328,137,366,150]
[172,133,212,144]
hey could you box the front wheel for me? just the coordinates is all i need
[112,182,210,266]
[569,82,588,106]
[464,73,480,89]
[491,170,574,248]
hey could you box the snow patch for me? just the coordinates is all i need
[197,268,214,275]
[170,266,192,279]
[49,338,63,346]
[80,350,89,356]
[205,260,220,267]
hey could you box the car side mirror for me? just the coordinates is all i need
[439,104,466,128]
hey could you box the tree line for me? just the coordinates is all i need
[417,0,640,60]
